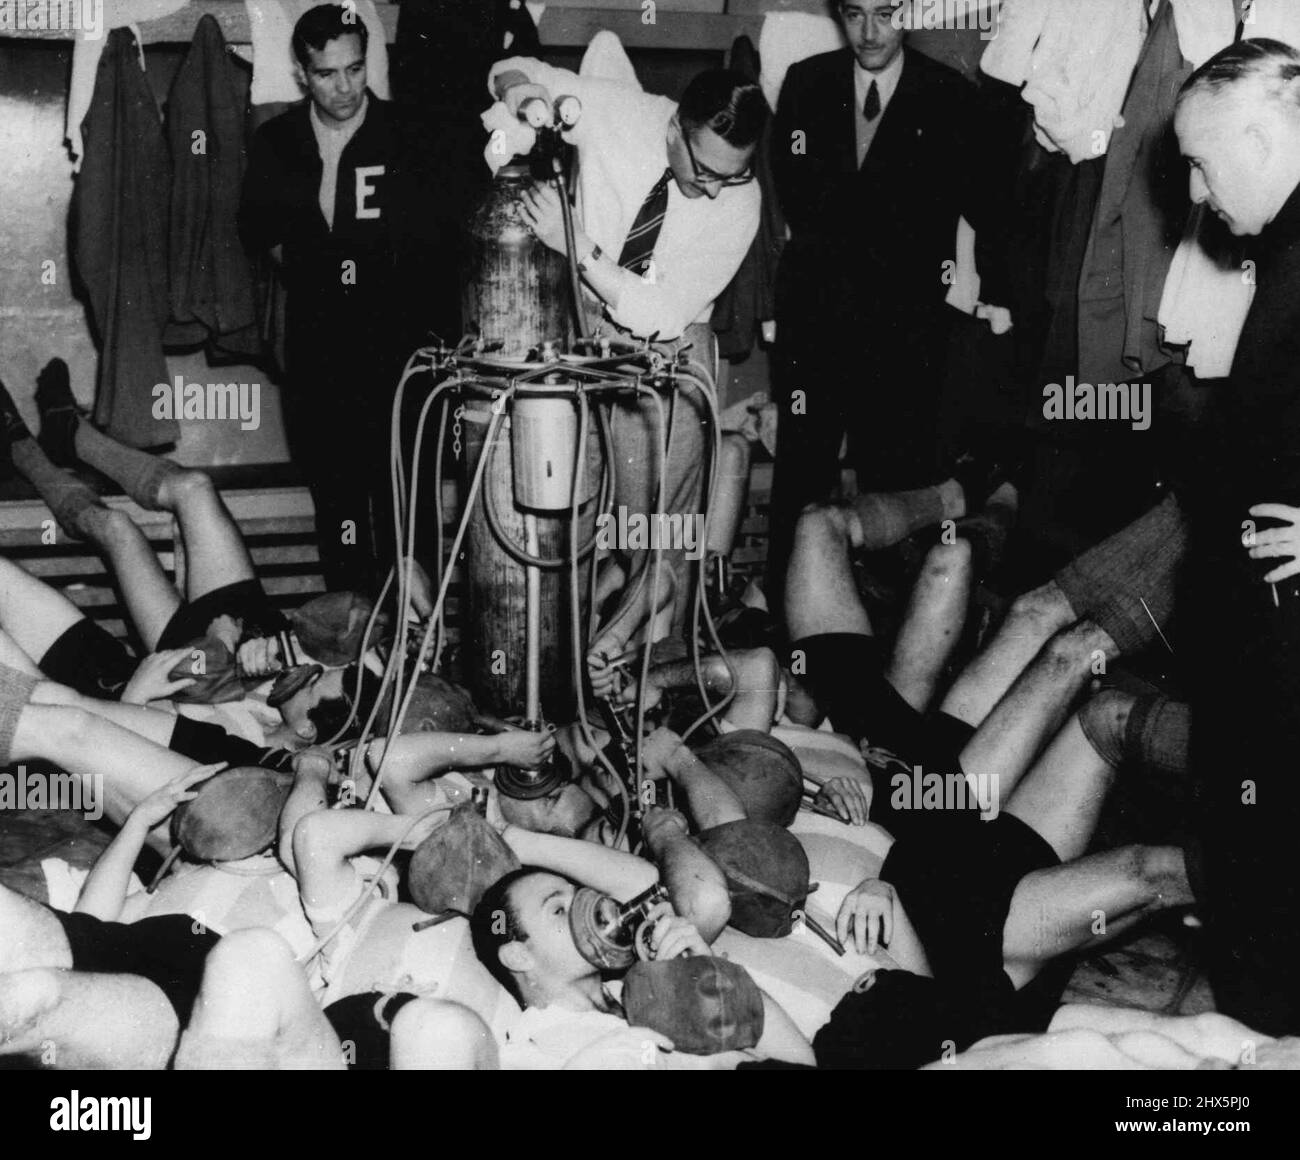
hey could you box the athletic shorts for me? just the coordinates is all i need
[39,619,139,701]
[323,991,418,1070]
[788,633,977,842]
[50,910,220,1027]
[156,578,286,652]
[167,715,294,772]
[1054,493,1189,656]
[880,813,1060,985]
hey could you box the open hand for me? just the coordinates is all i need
[131,763,226,830]
[122,647,197,705]
[1246,504,1300,584]
[836,877,896,956]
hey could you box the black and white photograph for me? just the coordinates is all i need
[0,0,1296,1119]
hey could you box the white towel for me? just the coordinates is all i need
[1168,0,1237,68]
[757,11,845,112]
[1244,0,1300,50]
[66,0,189,170]
[1158,205,1255,379]
[981,0,1147,162]
[580,29,638,85]
[244,0,390,107]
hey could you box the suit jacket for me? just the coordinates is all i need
[773,46,1010,333]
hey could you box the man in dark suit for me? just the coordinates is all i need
[1174,38,1300,1035]
[766,1,1011,607]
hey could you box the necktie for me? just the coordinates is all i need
[863,80,881,122]
[618,168,673,278]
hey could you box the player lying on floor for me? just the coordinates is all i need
[0,361,427,750]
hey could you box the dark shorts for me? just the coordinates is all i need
[156,578,285,652]
[1055,493,1188,655]
[167,715,293,772]
[39,619,139,701]
[323,991,418,1071]
[788,633,977,842]
[881,812,1061,984]
[50,910,220,1028]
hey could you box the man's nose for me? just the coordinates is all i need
[1189,168,1209,204]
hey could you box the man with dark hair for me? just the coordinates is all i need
[765,0,1013,607]
[486,55,769,666]
[241,4,451,593]
[469,865,814,1068]
[1171,37,1300,1034]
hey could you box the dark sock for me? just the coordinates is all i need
[73,420,180,511]
[0,376,33,444]
[35,359,81,468]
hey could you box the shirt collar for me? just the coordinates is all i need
[854,49,905,114]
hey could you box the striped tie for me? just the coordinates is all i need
[618,167,673,277]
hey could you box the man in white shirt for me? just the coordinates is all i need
[488,59,769,666]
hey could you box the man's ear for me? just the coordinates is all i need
[498,941,533,974]
[1244,121,1272,169]
[294,62,308,93]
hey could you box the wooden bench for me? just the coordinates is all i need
[0,486,323,643]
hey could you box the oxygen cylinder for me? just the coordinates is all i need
[462,162,573,358]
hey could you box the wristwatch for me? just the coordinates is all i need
[577,242,602,273]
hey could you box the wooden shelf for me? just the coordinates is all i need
[0,1,762,49]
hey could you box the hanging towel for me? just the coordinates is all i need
[1244,0,1300,50]
[1168,0,1237,67]
[980,0,1147,162]
[1159,205,1255,379]
[757,11,845,111]
[166,15,262,362]
[66,0,189,170]
[244,0,390,107]
[580,29,638,84]
[71,27,176,448]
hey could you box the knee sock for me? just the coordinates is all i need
[73,420,180,511]
[0,660,39,766]
[8,438,111,542]
[855,487,946,550]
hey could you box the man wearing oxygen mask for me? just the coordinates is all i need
[482,57,768,679]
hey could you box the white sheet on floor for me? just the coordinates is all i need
[981,0,1148,162]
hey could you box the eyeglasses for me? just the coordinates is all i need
[683,131,755,188]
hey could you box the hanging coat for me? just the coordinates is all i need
[71,27,176,448]
[166,15,262,362]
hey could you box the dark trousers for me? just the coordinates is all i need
[281,372,396,594]
[1193,572,1300,1035]
[766,301,948,606]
